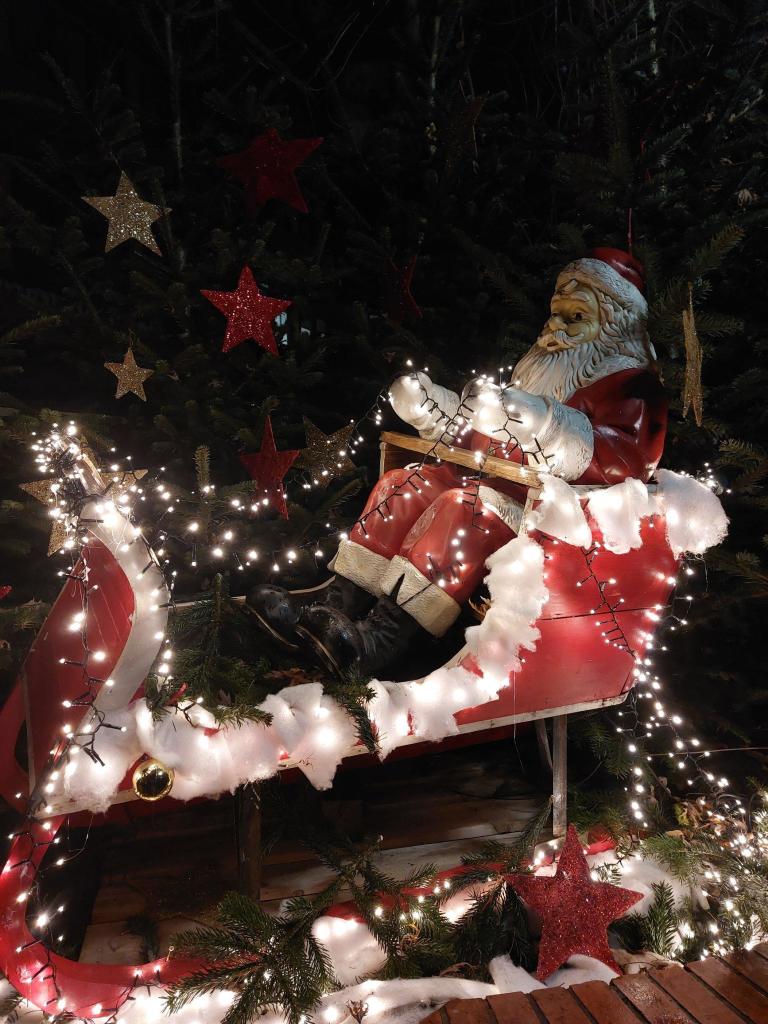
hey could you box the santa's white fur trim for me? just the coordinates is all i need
[330,539,391,596]
[381,555,461,636]
[558,258,647,317]
[536,399,594,480]
[477,486,524,532]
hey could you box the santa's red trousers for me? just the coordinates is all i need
[331,463,522,635]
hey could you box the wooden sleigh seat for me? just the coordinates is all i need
[0,433,677,834]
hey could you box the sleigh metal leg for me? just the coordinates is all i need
[552,715,568,838]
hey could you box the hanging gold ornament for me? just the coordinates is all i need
[681,283,704,427]
[19,478,69,555]
[104,348,154,401]
[132,758,174,801]
[83,173,169,255]
[296,418,355,487]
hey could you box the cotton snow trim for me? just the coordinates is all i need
[587,478,655,554]
[527,474,592,548]
[655,469,729,556]
[525,472,728,558]
[464,533,550,692]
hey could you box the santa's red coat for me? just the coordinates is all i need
[349,368,667,607]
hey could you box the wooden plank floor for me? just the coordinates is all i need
[422,943,768,1024]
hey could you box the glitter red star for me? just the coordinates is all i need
[201,266,292,355]
[240,417,300,520]
[508,824,642,979]
[219,128,323,214]
[384,256,422,323]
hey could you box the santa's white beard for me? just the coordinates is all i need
[513,325,650,402]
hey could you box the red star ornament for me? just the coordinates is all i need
[219,128,323,214]
[508,825,642,979]
[240,417,300,520]
[384,256,422,323]
[201,266,292,355]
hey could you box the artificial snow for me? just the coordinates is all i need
[488,955,544,992]
[655,469,729,556]
[317,979,497,1024]
[587,478,654,554]
[312,915,386,985]
[464,533,549,692]
[544,954,619,988]
[527,474,592,548]
[589,848,708,916]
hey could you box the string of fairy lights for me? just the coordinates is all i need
[23,428,175,812]
[20,380,739,824]
[8,363,761,1007]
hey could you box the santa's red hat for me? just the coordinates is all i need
[557,247,647,318]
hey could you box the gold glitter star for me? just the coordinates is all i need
[105,348,154,401]
[103,467,148,506]
[83,173,169,255]
[20,478,69,555]
[296,418,355,487]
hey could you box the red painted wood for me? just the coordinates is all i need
[570,979,642,1023]
[688,956,768,1022]
[445,999,494,1024]
[418,1012,446,1024]
[486,992,541,1024]
[722,948,768,995]
[530,987,594,1023]
[652,965,744,1024]
[456,518,677,726]
[0,821,196,1020]
[754,942,768,962]
[613,973,695,1022]
[0,538,135,811]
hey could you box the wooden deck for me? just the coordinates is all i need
[422,944,768,1024]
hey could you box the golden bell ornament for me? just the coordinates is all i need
[132,758,174,801]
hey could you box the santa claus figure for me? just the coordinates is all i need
[248,248,667,676]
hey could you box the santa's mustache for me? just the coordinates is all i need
[536,328,586,351]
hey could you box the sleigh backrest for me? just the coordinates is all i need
[0,481,169,815]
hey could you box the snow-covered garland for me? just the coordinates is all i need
[47,461,727,812]
[5,824,759,1024]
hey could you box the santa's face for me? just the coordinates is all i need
[536,280,600,351]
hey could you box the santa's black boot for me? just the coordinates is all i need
[296,590,424,677]
[245,576,375,649]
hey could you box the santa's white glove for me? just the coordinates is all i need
[462,379,550,442]
[499,386,550,440]
[389,372,461,442]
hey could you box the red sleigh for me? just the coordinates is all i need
[0,432,677,825]
[0,432,678,1019]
